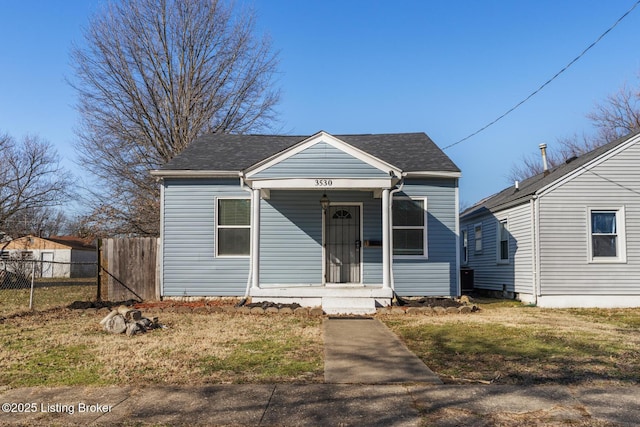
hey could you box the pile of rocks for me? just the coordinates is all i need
[99,305,163,336]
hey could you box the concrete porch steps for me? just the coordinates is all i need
[322,297,376,315]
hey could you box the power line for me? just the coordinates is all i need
[442,0,640,151]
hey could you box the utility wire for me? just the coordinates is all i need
[442,0,640,150]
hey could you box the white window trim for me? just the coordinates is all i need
[461,229,469,265]
[215,196,251,258]
[474,222,483,253]
[587,206,627,263]
[392,196,428,259]
[496,218,509,265]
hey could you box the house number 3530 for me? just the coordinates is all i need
[314,179,333,186]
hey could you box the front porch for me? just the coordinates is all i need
[250,285,394,314]
[242,133,404,314]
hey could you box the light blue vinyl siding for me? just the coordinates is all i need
[252,142,390,178]
[260,190,383,285]
[393,179,459,296]
[162,179,250,296]
[162,178,458,296]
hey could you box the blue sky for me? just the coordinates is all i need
[2,0,640,212]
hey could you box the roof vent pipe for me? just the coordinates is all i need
[514,180,519,190]
[539,143,549,174]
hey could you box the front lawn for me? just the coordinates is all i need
[382,299,640,385]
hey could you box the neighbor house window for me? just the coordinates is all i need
[393,198,426,256]
[461,229,468,264]
[497,219,509,263]
[216,198,251,256]
[474,223,483,252]
[589,208,626,262]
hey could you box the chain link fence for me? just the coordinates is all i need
[0,258,98,317]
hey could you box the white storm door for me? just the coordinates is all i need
[325,205,361,283]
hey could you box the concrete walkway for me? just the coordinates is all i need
[323,317,442,384]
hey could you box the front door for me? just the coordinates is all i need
[325,205,361,283]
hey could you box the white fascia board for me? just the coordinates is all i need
[404,171,462,178]
[150,170,240,178]
[244,131,403,178]
[536,132,640,198]
[248,177,396,190]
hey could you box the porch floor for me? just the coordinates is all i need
[250,285,393,314]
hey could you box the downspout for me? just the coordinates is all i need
[389,175,405,293]
[531,195,540,305]
[239,176,253,306]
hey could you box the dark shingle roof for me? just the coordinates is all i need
[461,129,640,219]
[159,132,460,173]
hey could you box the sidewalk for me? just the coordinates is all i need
[1,384,639,426]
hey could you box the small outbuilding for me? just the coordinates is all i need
[0,235,97,278]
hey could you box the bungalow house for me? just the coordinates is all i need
[0,235,97,278]
[151,131,461,314]
[460,130,640,308]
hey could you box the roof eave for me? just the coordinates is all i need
[150,170,241,178]
[404,171,461,179]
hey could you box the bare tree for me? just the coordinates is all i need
[510,79,640,182]
[0,133,71,238]
[4,207,67,238]
[587,83,640,143]
[70,0,280,236]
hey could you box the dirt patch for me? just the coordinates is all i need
[67,299,138,310]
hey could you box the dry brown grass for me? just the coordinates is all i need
[383,299,640,386]
[0,308,323,387]
[3,297,640,390]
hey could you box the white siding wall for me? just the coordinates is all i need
[538,140,640,296]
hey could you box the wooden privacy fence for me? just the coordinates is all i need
[99,237,160,301]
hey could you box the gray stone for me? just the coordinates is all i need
[236,306,251,314]
[104,314,127,334]
[294,307,309,316]
[309,307,324,317]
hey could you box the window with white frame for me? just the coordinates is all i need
[392,198,426,256]
[589,208,626,262]
[461,229,468,264]
[474,223,482,252]
[497,219,509,262]
[216,198,251,256]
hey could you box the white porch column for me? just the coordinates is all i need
[251,188,260,289]
[382,188,391,289]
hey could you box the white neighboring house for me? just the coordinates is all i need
[460,130,640,308]
[0,235,97,278]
